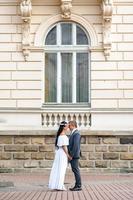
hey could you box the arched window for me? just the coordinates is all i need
[44,22,90,105]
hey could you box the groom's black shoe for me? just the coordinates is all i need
[69,186,82,191]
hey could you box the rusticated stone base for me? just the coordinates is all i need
[0,130,133,173]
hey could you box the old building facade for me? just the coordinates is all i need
[0,0,133,173]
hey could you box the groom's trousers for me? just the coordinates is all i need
[70,158,81,187]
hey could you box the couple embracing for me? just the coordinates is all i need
[48,121,82,191]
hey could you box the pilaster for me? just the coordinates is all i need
[101,0,113,60]
[20,0,32,61]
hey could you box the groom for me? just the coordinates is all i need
[68,121,82,191]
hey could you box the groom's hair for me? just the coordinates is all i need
[69,120,77,128]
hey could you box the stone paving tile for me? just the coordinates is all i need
[0,173,133,200]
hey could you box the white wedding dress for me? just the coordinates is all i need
[48,135,69,190]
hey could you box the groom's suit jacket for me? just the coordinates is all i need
[68,129,81,159]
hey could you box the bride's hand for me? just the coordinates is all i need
[68,155,72,160]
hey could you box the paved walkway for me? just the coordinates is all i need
[0,172,133,200]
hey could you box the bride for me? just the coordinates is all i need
[48,121,72,190]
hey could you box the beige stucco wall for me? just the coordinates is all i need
[0,0,133,130]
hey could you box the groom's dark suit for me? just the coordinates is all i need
[68,129,81,188]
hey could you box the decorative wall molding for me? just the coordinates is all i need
[101,0,113,60]
[20,0,32,61]
[60,0,72,19]
[34,14,98,47]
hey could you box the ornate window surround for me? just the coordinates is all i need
[34,14,98,48]
[20,0,113,60]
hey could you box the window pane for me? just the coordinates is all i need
[76,25,88,45]
[76,53,88,102]
[61,53,72,102]
[45,26,56,45]
[61,23,72,45]
[45,53,57,102]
